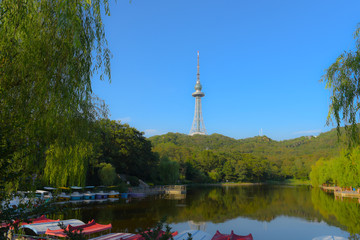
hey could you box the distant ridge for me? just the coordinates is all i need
[149,127,344,165]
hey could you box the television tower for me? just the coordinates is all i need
[189,51,207,136]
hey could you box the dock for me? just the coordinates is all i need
[321,185,360,199]
[164,185,186,195]
[334,190,360,198]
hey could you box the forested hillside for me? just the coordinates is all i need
[149,129,345,182]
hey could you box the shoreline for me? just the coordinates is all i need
[187,180,310,187]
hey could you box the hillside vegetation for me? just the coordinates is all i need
[149,129,345,182]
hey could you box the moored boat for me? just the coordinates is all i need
[58,192,70,201]
[70,192,84,200]
[211,230,253,240]
[35,190,52,201]
[83,186,96,200]
[120,193,128,199]
[45,219,112,238]
[20,219,86,236]
[174,230,211,240]
[70,186,84,200]
[83,191,96,200]
[108,190,120,198]
[58,187,71,201]
[95,191,108,199]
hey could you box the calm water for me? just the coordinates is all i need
[50,185,360,240]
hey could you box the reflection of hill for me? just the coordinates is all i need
[50,186,360,235]
[311,188,360,234]
[168,186,326,223]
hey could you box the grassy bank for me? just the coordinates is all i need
[266,179,311,186]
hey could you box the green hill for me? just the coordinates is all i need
[149,128,345,182]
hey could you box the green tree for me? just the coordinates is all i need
[96,119,158,181]
[322,24,360,145]
[208,170,221,182]
[98,163,117,186]
[158,156,179,184]
[222,160,236,181]
[0,0,111,189]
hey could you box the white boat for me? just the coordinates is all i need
[21,219,85,235]
[35,190,53,201]
[312,236,347,240]
[174,230,212,240]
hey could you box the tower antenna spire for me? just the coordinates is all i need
[197,51,200,82]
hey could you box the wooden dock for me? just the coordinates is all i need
[321,185,360,199]
[164,185,186,195]
[334,190,360,199]
[320,186,337,191]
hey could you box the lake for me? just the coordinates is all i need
[51,185,360,240]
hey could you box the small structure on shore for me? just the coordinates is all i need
[164,185,186,195]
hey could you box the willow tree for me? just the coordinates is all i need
[0,0,111,189]
[322,24,360,146]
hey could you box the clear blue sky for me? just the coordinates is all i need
[92,0,360,140]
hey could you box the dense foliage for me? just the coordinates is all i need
[91,119,158,184]
[0,1,159,189]
[150,129,344,183]
[310,147,360,188]
[0,0,111,190]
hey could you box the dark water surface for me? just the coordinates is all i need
[51,185,360,240]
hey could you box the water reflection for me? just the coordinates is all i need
[311,188,360,235]
[50,185,360,239]
[170,185,322,223]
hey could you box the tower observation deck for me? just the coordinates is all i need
[189,51,207,136]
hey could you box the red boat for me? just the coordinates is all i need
[211,230,253,240]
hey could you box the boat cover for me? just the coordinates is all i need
[45,219,112,237]
[21,219,85,235]
[8,215,58,229]
[119,230,178,240]
[174,230,211,240]
[211,231,253,240]
[19,215,59,225]
[91,233,137,240]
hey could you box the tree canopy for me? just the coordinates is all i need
[150,130,344,183]
[0,0,111,189]
[95,119,159,182]
[322,24,360,146]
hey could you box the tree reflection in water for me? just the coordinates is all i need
[50,185,360,238]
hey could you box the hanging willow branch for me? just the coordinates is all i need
[0,0,111,189]
[322,24,360,147]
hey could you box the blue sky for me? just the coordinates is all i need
[92,0,360,140]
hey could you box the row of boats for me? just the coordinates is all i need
[40,186,123,201]
[5,187,146,208]
[11,215,253,240]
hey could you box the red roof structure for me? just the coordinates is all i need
[211,231,253,240]
[45,220,112,237]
